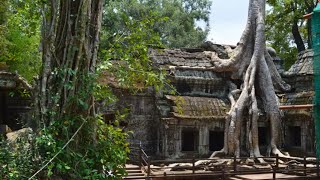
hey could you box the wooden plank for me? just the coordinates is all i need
[279,104,313,110]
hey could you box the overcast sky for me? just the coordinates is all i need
[207,0,250,45]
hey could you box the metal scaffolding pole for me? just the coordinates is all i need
[312,1,320,159]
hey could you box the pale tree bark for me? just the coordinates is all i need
[36,0,103,127]
[208,0,291,158]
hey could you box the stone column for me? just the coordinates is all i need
[175,126,181,157]
[302,122,307,153]
[199,126,209,155]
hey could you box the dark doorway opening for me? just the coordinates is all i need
[0,91,6,125]
[209,131,224,151]
[181,129,198,151]
[0,90,32,131]
[258,127,268,146]
[287,126,301,147]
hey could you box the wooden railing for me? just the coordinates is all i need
[139,147,151,177]
[137,147,320,180]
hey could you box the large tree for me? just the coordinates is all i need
[34,0,162,178]
[37,0,103,125]
[207,0,291,158]
[34,0,125,178]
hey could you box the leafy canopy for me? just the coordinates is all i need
[0,0,42,81]
[103,0,211,48]
[266,0,315,69]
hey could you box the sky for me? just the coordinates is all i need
[207,0,250,45]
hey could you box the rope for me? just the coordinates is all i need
[28,120,86,180]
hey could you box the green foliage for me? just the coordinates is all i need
[100,12,168,92]
[0,0,7,24]
[31,70,129,179]
[35,116,129,179]
[0,133,41,179]
[266,0,315,69]
[103,0,211,48]
[0,0,10,64]
[0,0,41,81]
[0,67,129,179]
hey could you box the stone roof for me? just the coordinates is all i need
[149,48,212,68]
[149,47,231,98]
[279,91,314,105]
[165,95,229,119]
[0,71,32,90]
[285,49,313,76]
[149,43,234,69]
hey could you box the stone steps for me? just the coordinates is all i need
[124,164,146,180]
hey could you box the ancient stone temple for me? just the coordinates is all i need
[103,44,316,159]
[281,49,315,156]
[149,46,232,158]
[0,71,32,133]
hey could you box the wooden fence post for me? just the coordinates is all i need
[147,157,151,180]
[233,155,237,173]
[273,154,278,180]
[139,142,142,168]
[222,165,225,180]
[317,158,319,177]
[304,156,307,176]
[276,154,279,169]
[192,158,195,180]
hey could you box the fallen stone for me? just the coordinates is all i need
[6,127,33,143]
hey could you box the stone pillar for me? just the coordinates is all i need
[175,126,181,157]
[199,126,209,155]
[302,122,307,153]
[164,128,169,157]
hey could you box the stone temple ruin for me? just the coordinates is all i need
[0,71,32,134]
[281,49,315,156]
[101,43,316,160]
[0,43,315,161]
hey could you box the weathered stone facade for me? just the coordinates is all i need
[104,45,316,159]
[281,49,315,156]
[0,71,32,133]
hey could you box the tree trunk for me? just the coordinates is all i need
[292,20,305,52]
[208,0,291,158]
[36,0,103,127]
[307,18,312,49]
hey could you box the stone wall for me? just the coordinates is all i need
[161,118,225,158]
[0,73,32,133]
[280,49,315,155]
[105,48,317,160]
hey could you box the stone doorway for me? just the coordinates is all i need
[181,129,199,151]
[209,130,224,151]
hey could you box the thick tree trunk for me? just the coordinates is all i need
[208,0,291,158]
[36,0,103,126]
[292,20,305,52]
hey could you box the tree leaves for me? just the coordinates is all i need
[266,0,314,69]
[0,0,42,81]
[103,0,211,48]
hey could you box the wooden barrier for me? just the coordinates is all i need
[137,146,320,179]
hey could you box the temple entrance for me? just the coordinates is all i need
[0,91,6,125]
[181,129,199,151]
[209,130,224,151]
[258,127,268,146]
[0,89,31,132]
[287,126,301,147]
